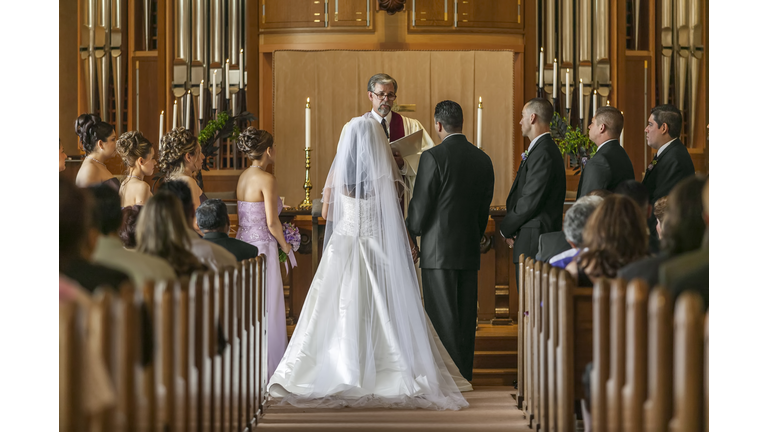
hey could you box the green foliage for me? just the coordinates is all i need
[198,110,256,172]
[549,112,597,174]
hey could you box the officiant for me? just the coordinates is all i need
[337,73,435,217]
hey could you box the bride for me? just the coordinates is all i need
[267,116,471,410]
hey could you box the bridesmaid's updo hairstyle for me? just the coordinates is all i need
[75,113,114,155]
[158,127,198,178]
[237,127,273,160]
[116,131,153,168]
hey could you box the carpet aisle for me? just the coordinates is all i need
[255,386,530,431]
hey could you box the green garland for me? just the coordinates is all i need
[198,110,255,172]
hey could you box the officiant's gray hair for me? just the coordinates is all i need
[367,73,398,93]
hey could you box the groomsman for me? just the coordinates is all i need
[642,104,695,250]
[407,100,494,381]
[577,106,635,198]
[500,98,566,290]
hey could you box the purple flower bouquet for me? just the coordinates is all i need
[279,222,301,263]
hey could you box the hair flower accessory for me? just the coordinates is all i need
[521,150,529,161]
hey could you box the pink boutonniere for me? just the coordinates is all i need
[647,159,657,171]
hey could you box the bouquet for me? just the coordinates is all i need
[279,222,301,263]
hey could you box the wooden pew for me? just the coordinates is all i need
[704,313,709,432]
[538,262,551,432]
[606,279,627,431]
[60,301,83,432]
[643,288,673,432]
[517,254,526,410]
[669,292,705,432]
[547,266,559,432]
[524,258,535,424]
[591,278,611,432]
[622,280,649,432]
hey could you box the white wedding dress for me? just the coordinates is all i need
[267,116,470,410]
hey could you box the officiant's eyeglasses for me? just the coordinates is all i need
[371,92,397,101]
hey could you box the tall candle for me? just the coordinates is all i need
[579,79,584,119]
[186,90,192,129]
[199,80,204,120]
[239,49,244,89]
[172,99,178,129]
[592,90,597,117]
[552,59,558,99]
[565,69,571,109]
[159,110,164,146]
[213,70,218,111]
[539,47,544,89]
[225,58,230,100]
[305,98,311,149]
[477,97,483,149]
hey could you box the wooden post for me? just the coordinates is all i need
[669,293,704,432]
[606,279,627,431]
[547,266,559,432]
[530,260,540,428]
[524,257,534,419]
[556,268,575,432]
[538,262,550,432]
[644,288,673,432]
[622,279,649,432]
[592,278,611,432]
[517,254,526,409]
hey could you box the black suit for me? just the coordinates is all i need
[500,133,566,268]
[576,139,635,198]
[203,232,260,262]
[535,231,571,262]
[617,252,669,289]
[406,133,494,381]
[642,138,696,251]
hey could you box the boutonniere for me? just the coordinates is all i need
[647,159,658,171]
[581,156,589,167]
[521,150,529,161]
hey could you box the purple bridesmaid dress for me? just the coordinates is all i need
[235,198,288,378]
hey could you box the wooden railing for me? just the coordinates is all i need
[59,256,268,432]
[517,257,708,432]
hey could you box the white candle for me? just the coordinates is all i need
[620,111,625,147]
[592,90,597,117]
[225,58,230,101]
[552,59,558,99]
[565,69,571,109]
[213,70,218,111]
[199,80,204,120]
[539,47,544,89]
[579,79,584,119]
[239,49,244,89]
[305,98,311,149]
[159,110,164,146]
[172,99,178,129]
[477,97,483,149]
[186,90,192,129]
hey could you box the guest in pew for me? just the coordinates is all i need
[653,196,668,241]
[74,113,119,190]
[89,184,177,288]
[585,188,612,198]
[617,175,707,288]
[196,198,260,262]
[158,180,237,272]
[158,128,206,227]
[661,178,709,310]
[136,191,209,277]
[60,178,131,292]
[119,205,142,249]
[614,180,656,254]
[576,106,635,198]
[116,131,156,207]
[565,194,648,285]
[548,195,603,268]
[59,140,67,172]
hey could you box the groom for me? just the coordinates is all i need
[406,100,495,381]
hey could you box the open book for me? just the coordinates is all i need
[390,129,423,157]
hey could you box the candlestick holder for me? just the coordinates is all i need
[298,148,313,210]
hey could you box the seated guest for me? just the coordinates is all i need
[136,191,209,277]
[158,180,238,272]
[618,175,707,288]
[536,190,610,262]
[196,199,260,262]
[566,195,648,286]
[119,205,142,249]
[615,180,658,254]
[586,189,612,198]
[74,113,120,190]
[653,196,668,241]
[116,131,155,207]
[89,184,177,288]
[59,177,131,292]
[549,195,603,268]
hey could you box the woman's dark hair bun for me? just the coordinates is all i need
[75,113,114,154]
[236,127,274,160]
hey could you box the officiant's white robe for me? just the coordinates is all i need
[337,110,435,218]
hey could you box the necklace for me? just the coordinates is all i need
[125,175,143,181]
[86,155,107,167]
[251,164,266,171]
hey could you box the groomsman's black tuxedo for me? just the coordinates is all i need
[500,133,566,268]
[576,139,635,198]
[406,133,495,381]
[642,138,695,250]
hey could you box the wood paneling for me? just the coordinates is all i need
[456,0,522,31]
[623,54,653,180]
[135,57,160,156]
[61,0,79,155]
[409,0,453,29]
[261,0,326,30]
[332,0,371,27]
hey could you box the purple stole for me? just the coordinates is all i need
[362,111,408,214]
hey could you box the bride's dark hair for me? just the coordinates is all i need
[75,113,114,155]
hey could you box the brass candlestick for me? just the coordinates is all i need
[298,148,313,210]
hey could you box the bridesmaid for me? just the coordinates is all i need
[74,113,119,189]
[116,131,156,207]
[158,128,205,233]
[235,127,292,378]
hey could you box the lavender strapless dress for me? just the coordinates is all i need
[235,199,288,378]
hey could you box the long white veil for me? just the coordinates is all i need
[267,116,468,410]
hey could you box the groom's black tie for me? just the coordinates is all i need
[381,118,389,140]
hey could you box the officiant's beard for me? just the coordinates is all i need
[377,102,392,117]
